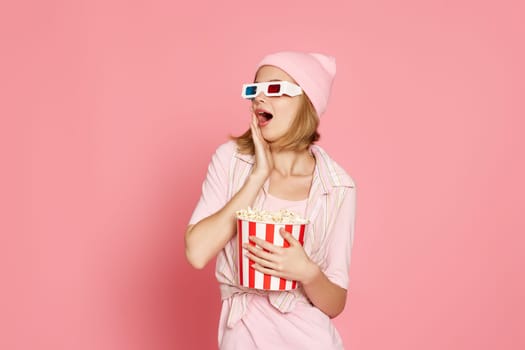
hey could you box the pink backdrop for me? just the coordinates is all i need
[2,0,524,349]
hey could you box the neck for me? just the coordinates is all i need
[269,146,315,177]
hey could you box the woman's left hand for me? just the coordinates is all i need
[243,228,319,284]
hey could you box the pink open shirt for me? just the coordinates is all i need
[189,141,356,349]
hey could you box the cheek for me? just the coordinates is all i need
[285,106,301,125]
[275,101,301,121]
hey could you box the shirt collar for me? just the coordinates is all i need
[234,144,354,195]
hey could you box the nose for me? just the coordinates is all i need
[253,90,266,102]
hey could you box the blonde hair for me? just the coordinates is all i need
[231,94,320,154]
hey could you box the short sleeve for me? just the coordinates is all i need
[188,142,236,225]
[323,186,357,290]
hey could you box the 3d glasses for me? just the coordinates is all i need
[241,81,303,99]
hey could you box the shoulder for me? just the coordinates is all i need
[311,144,356,189]
[210,140,255,169]
[332,159,356,189]
[214,139,255,165]
[210,140,238,164]
[215,140,237,156]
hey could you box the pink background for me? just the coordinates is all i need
[2,0,524,349]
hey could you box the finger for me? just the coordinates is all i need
[250,115,258,136]
[251,127,264,155]
[250,114,266,144]
[279,228,299,246]
[249,236,281,254]
[252,263,286,278]
[250,116,264,146]
[245,252,279,270]
[243,244,277,261]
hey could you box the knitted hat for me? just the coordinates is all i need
[256,51,336,117]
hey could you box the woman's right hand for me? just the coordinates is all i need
[185,112,275,269]
[250,112,274,181]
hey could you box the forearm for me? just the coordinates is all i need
[302,264,347,318]
[185,174,266,269]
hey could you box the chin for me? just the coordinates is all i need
[261,132,278,143]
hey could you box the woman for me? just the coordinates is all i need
[185,51,356,349]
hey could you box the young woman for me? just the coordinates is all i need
[185,51,356,349]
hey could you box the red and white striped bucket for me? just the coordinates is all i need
[237,218,307,291]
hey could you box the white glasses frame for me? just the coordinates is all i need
[241,81,303,99]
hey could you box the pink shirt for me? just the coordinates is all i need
[189,141,356,348]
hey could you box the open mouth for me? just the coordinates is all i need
[256,110,273,125]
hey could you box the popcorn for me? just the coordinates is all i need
[235,207,309,224]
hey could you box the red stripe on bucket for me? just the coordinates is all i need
[237,219,243,286]
[248,221,256,289]
[279,224,294,290]
[263,224,275,290]
[298,224,305,245]
[291,224,306,289]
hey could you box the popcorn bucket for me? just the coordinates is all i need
[236,218,307,291]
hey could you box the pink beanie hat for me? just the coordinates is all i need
[256,51,336,117]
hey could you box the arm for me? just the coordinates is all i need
[246,230,347,318]
[304,186,357,317]
[185,173,265,269]
[301,261,347,318]
[245,186,356,318]
[185,114,273,269]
